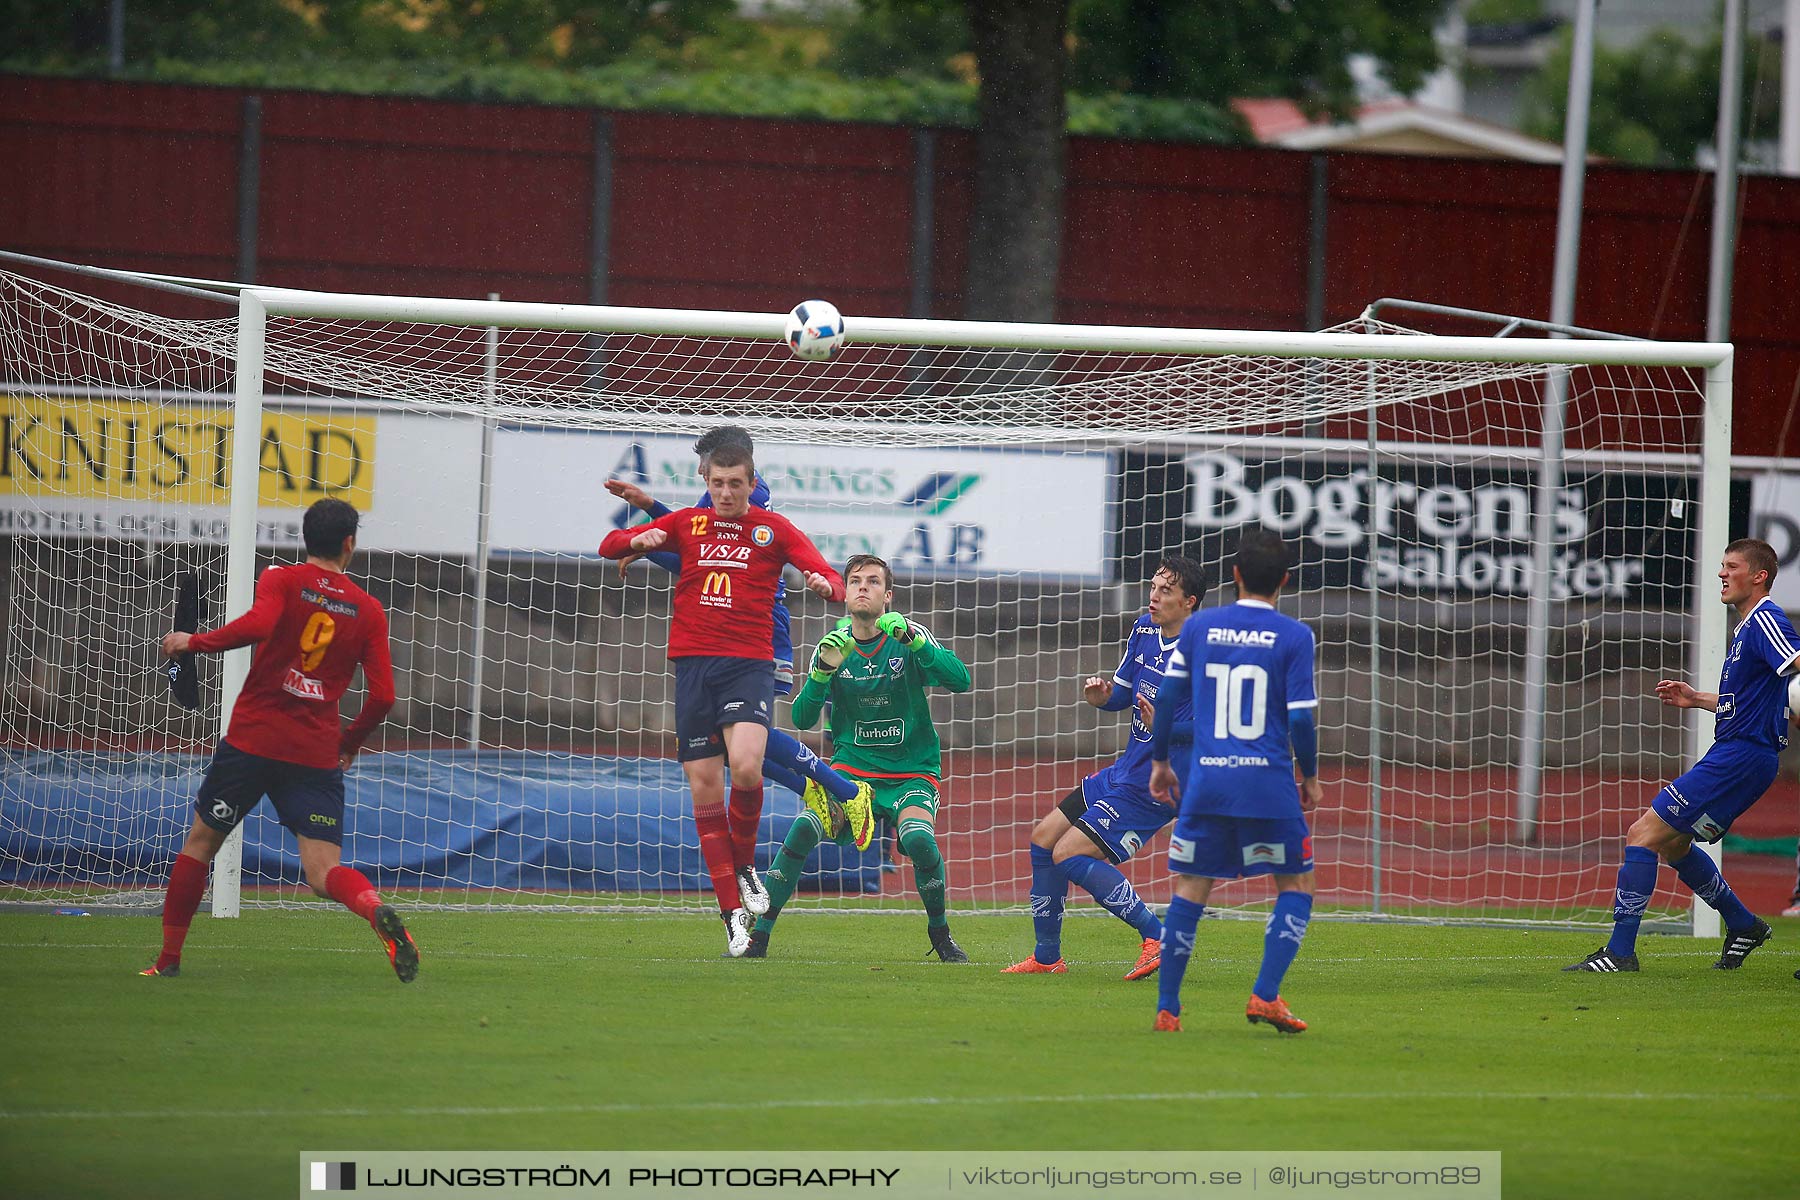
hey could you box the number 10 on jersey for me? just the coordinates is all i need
[1204,663,1268,740]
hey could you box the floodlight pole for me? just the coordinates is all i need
[1784,0,1800,175]
[1516,0,1597,845]
[1709,0,1747,342]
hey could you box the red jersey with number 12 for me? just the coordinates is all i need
[189,563,396,768]
[599,506,843,660]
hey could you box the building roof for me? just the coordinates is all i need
[1231,97,1565,162]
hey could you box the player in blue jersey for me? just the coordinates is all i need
[1566,538,1799,973]
[1147,529,1322,1034]
[603,426,877,917]
[1002,556,1205,981]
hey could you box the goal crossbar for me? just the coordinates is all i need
[246,287,1732,370]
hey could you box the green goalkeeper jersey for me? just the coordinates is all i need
[790,622,972,778]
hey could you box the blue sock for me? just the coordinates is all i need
[1028,844,1067,964]
[759,760,808,796]
[1672,847,1755,931]
[1157,895,1204,1017]
[1061,855,1162,941]
[764,728,855,802]
[1605,846,1660,957]
[1252,891,1313,1002]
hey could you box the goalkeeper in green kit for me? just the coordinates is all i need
[746,553,974,961]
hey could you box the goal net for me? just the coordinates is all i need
[0,268,1729,927]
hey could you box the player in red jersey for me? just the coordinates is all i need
[140,499,414,982]
[598,443,845,956]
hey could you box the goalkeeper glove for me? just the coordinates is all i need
[876,611,927,650]
[810,628,855,682]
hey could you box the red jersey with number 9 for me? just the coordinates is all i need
[189,563,396,768]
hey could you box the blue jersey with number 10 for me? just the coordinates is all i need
[1163,599,1318,820]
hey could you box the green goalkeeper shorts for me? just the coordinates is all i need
[830,774,939,846]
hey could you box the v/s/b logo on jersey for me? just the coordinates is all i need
[700,545,753,567]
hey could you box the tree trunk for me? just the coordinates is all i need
[965,0,1069,323]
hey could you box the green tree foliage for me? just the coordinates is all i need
[2,3,1244,143]
[1520,25,1782,166]
[2,0,316,64]
[830,0,974,82]
[1070,0,1448,116]
[2,0,736,69]
[834,0,1449,117]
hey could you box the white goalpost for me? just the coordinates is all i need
[0,264,1734,932]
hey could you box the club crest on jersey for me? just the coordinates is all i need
[751,525,773,546]
[888,657,906,674]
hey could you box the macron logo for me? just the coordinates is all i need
[1207,628,1278,648]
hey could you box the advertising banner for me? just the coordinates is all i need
[0,391,479,553]
[1747,471,1800,611]
[488,430,1111,579]
[1117,445,1757,605]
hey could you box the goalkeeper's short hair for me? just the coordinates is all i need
[845,553,893,590]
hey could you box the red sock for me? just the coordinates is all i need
[727,783,764,869]
[693,803,739,913]
[325,865,383,927]
[157,853,208,969]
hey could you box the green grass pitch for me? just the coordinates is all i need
[3,909,1796,1199]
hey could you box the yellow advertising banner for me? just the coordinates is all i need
[0,394,375,510]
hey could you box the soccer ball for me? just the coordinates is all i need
[784,300,846,361]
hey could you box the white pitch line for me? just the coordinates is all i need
[2,1088,1792,1123]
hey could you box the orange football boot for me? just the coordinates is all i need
[1123,937,1162,981]
[1000,956,1067,974]
[1245,994,1306,1033]
[1152,1010,1182,1032]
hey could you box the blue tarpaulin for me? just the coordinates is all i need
[0,749,882,894]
